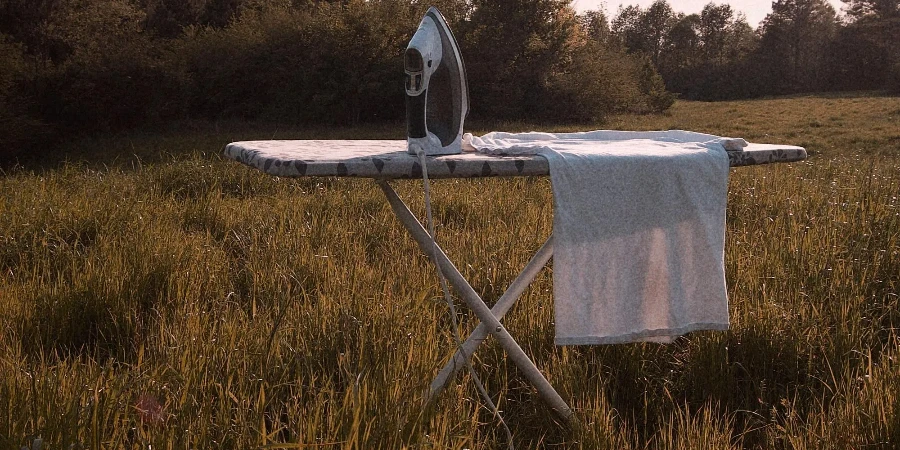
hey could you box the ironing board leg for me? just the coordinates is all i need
[428,236,554,401]
[376,180,573,422]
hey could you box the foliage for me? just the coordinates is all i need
[0,0,60,55]
[840,0,900,92]
[611,1,760,100]
[180,0,417,123]
[460,0,669,122]
[755,0,839,94]
[33,0,186,131]
[0,0,678,157]
[461,0,576,120]
[843,0,900,21]
[607,0,896,100]
[1,0,898,158]
[140,0,239,37]
[581,9,611,43]
[0,34,51,159]
[890,62,900,93]
[611,0,678,65]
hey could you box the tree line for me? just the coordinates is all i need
[0,0,897,156]
[606,0,899,100]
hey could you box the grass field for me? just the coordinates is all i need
[1,93,899,449]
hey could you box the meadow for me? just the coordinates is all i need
[1,93,899,449]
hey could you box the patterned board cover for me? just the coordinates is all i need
[223,140,807,179]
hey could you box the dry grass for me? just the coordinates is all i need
[1,93,899,449]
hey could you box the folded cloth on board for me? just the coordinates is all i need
[464,130,738,345]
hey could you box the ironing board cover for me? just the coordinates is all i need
[223,140,807,179]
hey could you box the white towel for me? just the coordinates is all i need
[464,130,738,345]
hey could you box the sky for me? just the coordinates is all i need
[571,0,846,28]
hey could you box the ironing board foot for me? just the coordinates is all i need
[376,180,573,422]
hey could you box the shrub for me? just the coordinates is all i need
[888,62,900,94]
[181,1,416,124]
[462,0,674,122]
[547,43,643,121]
[3,0,678,148]
[0,33,51,160]
[635,55,676,112]
[31,0,188,132]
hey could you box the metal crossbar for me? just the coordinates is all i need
[376,180,574,422]
[428,236,555,401]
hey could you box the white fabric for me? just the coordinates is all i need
[463,130,748,154]
[464,130,737,345]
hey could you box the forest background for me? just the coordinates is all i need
[0,0,898,158]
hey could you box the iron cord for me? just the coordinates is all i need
[415,149,516,449]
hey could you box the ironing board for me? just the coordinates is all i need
[224,139,807,421]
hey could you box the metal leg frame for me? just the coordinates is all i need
[377,180,573,422]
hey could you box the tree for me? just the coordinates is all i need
[826,23,892,89]
[611,5,644,51]
[722,13,755,61]
[612,0,677,64]
[640,0,677,64]
[0,0,62,56]
[138,0,207,37]
[840,0,900,91]
[461,0,579,118]
[843,0,900,20]
[661,13,700,70]
[0,33,51,158]
[756,0,839,93]
[138,0,255,37]
[42,0,147,59]
[580,9,611,44]
[33,0,188,130]
[698,3,734,62]
[655,3,758,99]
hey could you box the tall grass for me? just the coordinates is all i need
[1,94,899,448]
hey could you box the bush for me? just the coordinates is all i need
[547,43,647,121]
[461,0,673,122]
[888,62,900,94]
[33,47,187,132]
[182,1,417,124]
[0,33,52,160]
[635,56,676,112]
[2,0,678,150]
[30,0,188,132]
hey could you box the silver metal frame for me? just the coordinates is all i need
[376,180,573,422]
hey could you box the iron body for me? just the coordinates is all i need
[405,7,469,156]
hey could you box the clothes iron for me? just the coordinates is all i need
[404,7,469,156]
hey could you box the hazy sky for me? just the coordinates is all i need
[571,0,846,28]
